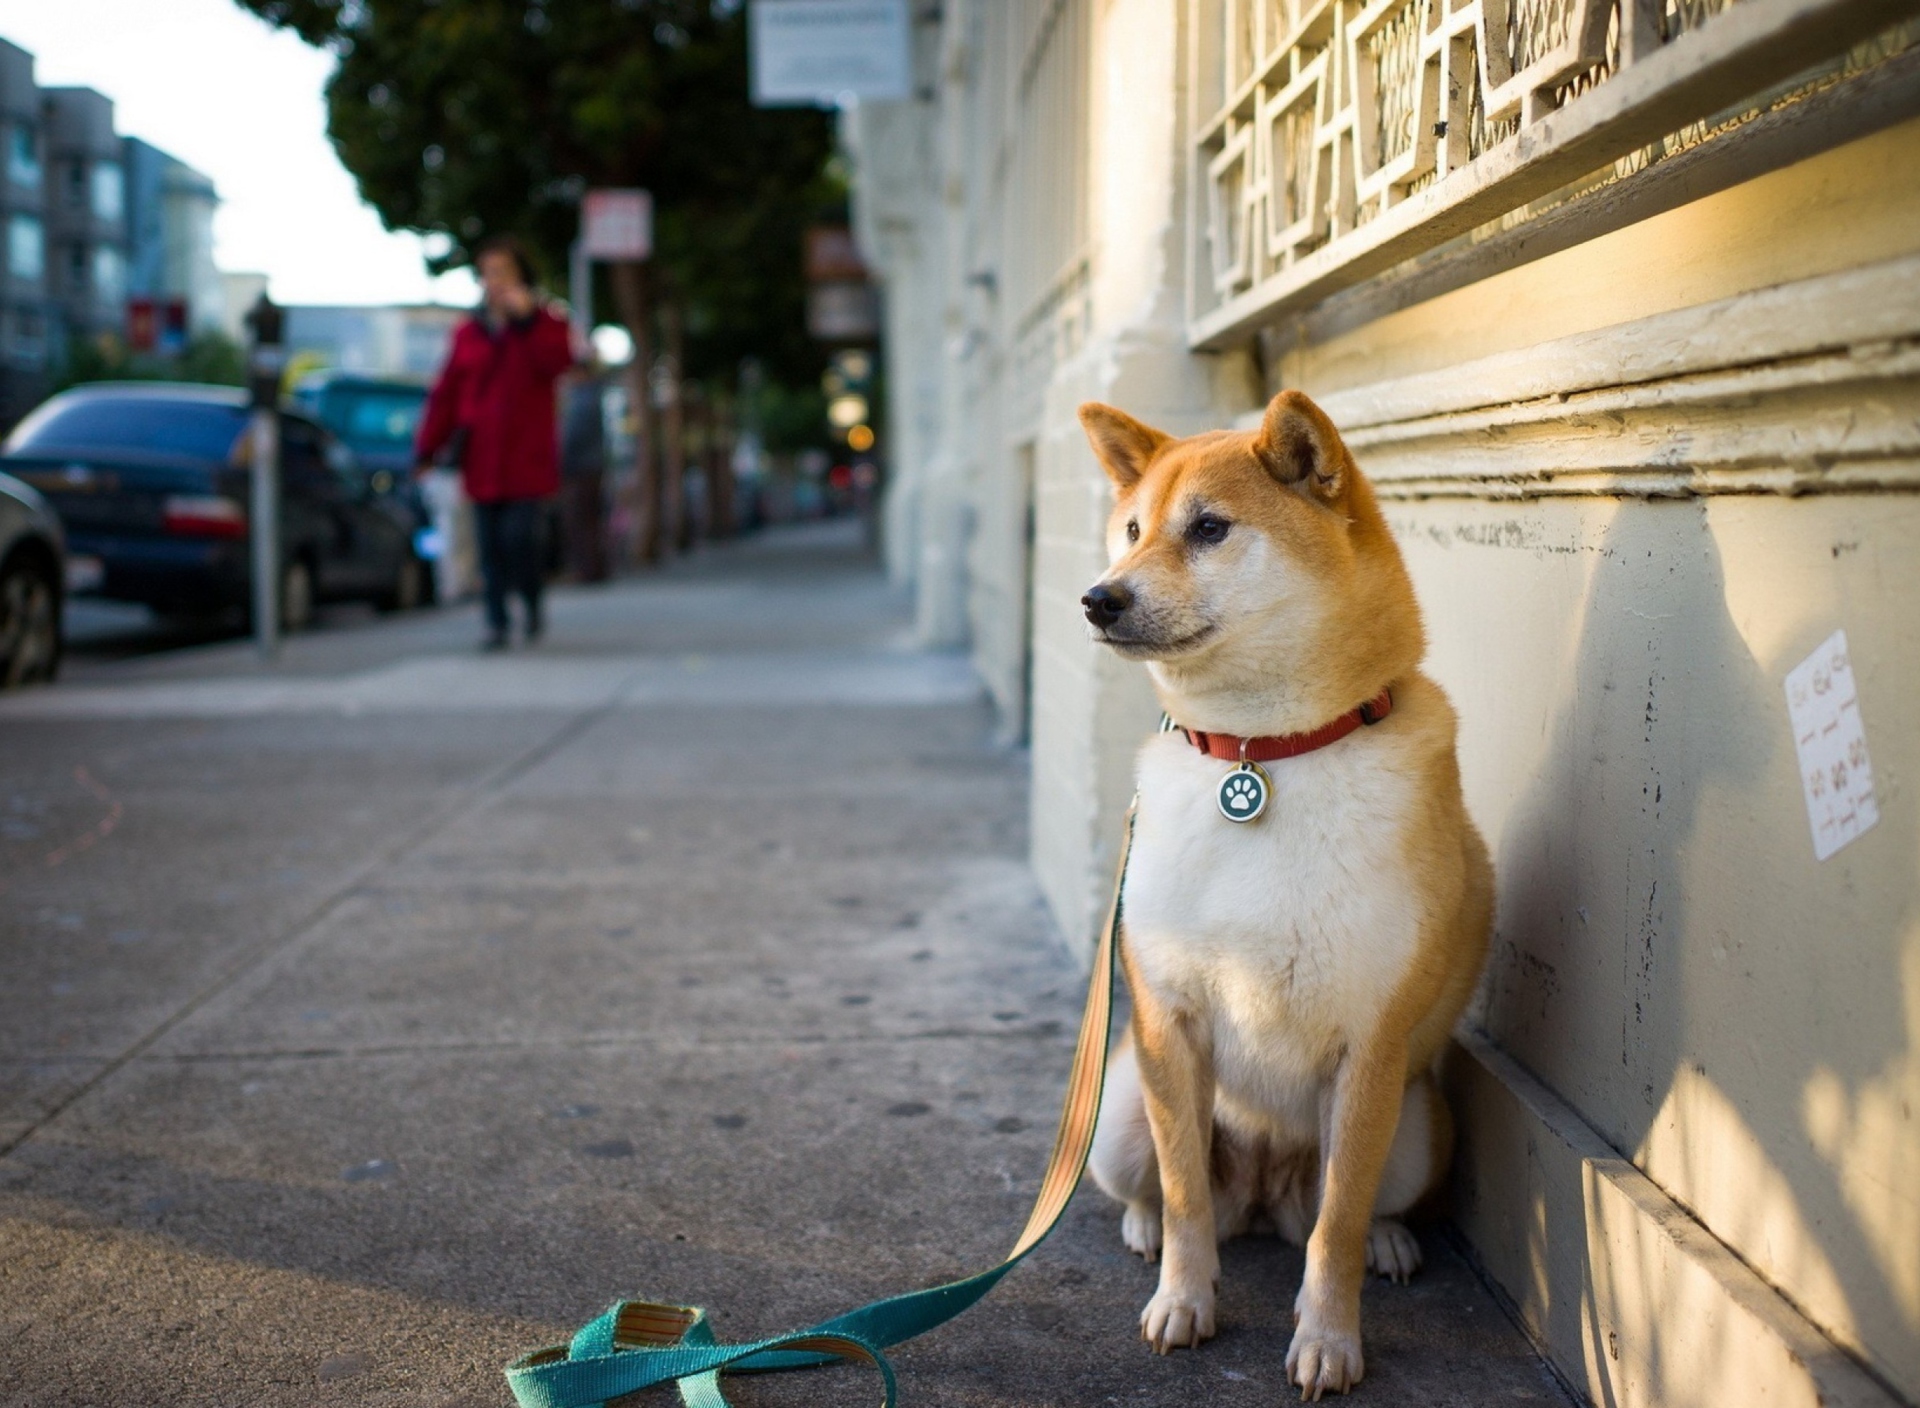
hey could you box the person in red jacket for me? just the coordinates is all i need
[414,235,576,649]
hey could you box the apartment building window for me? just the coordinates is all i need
[6,125,39,190]
[92,245,125,305]
[67,240,86,291]
[65,159,85,208]
[91,161,124,223]
[4,306,46,367]
[6,214,43,281]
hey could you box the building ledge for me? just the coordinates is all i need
[1447,1029,1905,1408]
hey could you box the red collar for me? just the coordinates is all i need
[1175,689,1392,763]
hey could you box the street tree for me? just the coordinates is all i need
[235,0,842,552]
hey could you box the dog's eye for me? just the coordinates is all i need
[1188,514,1230,545]
[1126,520,1140,543]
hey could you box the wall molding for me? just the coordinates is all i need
[1315,252,1920,426]
[1448,1031,1904,1408]
[1353,344,1920,498]
[1228,256,1920,498]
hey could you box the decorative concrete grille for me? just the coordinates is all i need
[1189,0,1914,346]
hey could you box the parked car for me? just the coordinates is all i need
[0,467,64,686]
[288,370,427,483]
[1,383,431,629]
[292,370,478,601]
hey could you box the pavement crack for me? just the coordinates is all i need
[131,1025,1078,1064]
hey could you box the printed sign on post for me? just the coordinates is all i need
[1785,629,1879,861]
[582,189,653,261]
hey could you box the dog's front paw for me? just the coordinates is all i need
[1365,1218,1421,1283]
[1139,1283,1215,1354]
[1286,1317,1364,1400]
[1121,1202,1162,1261]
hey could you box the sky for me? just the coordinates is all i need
[0,0,479,308]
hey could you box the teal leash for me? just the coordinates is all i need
[505,804,1137,1408]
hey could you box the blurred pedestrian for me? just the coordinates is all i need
[414,235,576,649]
[558,369,609,582]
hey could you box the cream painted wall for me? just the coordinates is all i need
[1292,122,1920,1396]
[1397,492,1919,1394]
[853,2,1920,1399]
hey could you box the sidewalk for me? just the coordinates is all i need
[0,522,1571,1406]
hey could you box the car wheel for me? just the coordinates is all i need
[280,558,315,633]
[377,554,426,613]
[0,553,61,687]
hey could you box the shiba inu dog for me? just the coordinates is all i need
[1078,390,1493,1398]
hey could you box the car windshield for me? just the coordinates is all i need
[5,394,246,461]
[325,387,424,452]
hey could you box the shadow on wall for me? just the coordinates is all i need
[1466,496,1917,1399]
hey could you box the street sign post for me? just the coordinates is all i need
[244,293,284,660]
[574,191,656,568]
[573,188,653,341]
[568,239,592,344]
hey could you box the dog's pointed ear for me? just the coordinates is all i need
[1078,403,1169,491]
[1253,390,1349,506]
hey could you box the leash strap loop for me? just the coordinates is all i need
[505,804,1137,1408]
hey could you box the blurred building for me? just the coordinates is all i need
[0,35,231,429]
[123,137,222,345]
[40,85,126,349]
[282,303,467,383]
[217,269,268,346]
[0,38,49,427]
[851,3,1920,1406]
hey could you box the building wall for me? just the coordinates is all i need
[852,1,1920,1403]
[844,29,938,594]
[0,39,49,427]
[41,87,126,347]
[0,39,236,430]
[1325,120,1920,1401]
[124,138,222,334]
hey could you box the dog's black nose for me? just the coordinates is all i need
[1082,582,1133,627]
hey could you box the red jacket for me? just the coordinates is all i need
[415,307,575,503]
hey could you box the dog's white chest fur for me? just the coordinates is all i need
[1121,730,1422,1136]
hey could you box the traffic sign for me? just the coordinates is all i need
[582,189,653,261]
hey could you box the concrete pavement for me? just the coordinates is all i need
[0,521,1572,1406]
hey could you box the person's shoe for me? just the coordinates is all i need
[482,629,509,652]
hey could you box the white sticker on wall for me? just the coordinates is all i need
[1785,629,1880,861]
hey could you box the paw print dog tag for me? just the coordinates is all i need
[1217,760,1271,824]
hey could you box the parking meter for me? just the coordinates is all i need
[245,294,284,658]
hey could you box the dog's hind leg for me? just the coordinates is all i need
[1364,1072,1451,1283]
[1091,1033,1163,1260]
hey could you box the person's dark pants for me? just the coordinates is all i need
[474,498,545,637]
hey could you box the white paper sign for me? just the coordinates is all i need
[750,0,912,106]
[1785,629,1880,861]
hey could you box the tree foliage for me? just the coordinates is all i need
[233,0,842,389]
[56,330,247,394]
